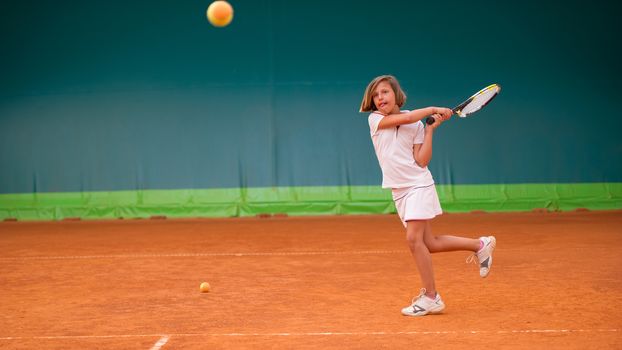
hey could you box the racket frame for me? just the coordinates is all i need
[453,83,501,117]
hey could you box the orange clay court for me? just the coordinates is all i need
[0,210,620,349]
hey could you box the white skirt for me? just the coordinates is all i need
[392,184,443,227]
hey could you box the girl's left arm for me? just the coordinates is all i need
[413,114,444,167]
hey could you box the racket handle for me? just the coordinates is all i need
[425,117,435,125]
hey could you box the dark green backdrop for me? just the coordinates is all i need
[1,0,621,219]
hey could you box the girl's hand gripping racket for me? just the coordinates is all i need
[426,84,501,125]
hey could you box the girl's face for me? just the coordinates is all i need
[373,81,399,115]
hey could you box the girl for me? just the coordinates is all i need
[360,75,496,317]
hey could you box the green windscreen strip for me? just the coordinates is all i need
[0,183,620,221]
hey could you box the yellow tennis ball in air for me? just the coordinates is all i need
[206,1,234,27]
[200,282,211,293]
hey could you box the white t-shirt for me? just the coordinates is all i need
[368,111,435,189]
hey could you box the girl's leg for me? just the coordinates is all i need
[422,221,480,253]
[422,221,497,277]
[406,220,436,298]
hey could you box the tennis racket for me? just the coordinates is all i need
[426,83,501,125]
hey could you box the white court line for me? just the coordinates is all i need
[0,329,618,340]
[150,335,169,350]
[0,250,407,261]
[0,247,619,261]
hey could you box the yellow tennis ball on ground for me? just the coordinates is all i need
[206,1,234,27]
[200,282,211,293]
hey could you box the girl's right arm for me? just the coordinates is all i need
[377,107,452,130]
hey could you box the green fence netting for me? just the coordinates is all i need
[1,183,620,221]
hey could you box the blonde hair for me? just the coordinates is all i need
[359,75,407,112]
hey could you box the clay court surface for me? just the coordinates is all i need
[1,210,620,349]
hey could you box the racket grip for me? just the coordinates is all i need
[425,117,435,125]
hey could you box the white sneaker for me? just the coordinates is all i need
[401,289,445,317]
[467,236,496,277]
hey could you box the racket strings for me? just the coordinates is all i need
[461,88,498,115]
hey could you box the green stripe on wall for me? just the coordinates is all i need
[1,183,620,221]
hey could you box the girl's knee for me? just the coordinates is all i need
[406,235,425,250]
[425,236,440,253]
